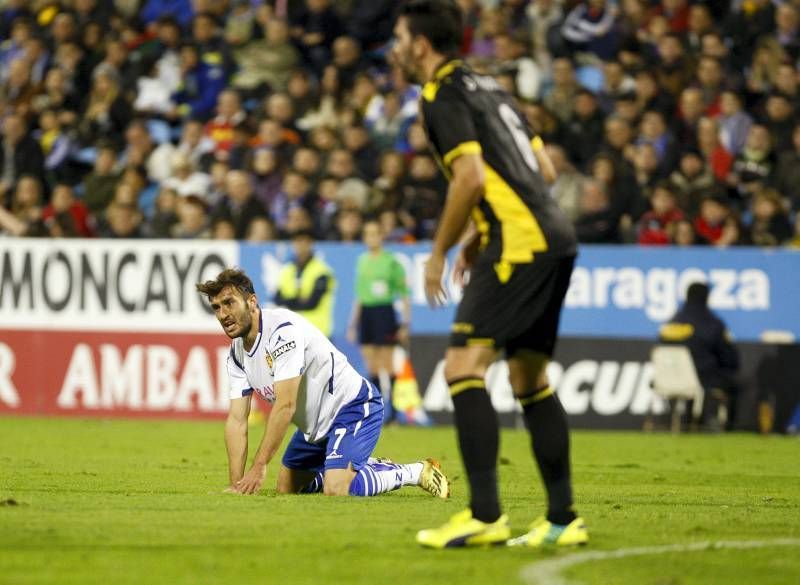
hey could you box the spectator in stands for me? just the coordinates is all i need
[717,90,752,157]
[172,194,210,239]
[598,60,635,114]
[400,154,445,240]
[163,151,211,198]
[292,0,344,76]
[695,56,724,115]
[775,123,800,211]
[205,89,246,155]
[669,148,716,217]
[0,113,44,208]
[564,89,605,169]
[574,179,620,243]
[659,282,739,430]
[99,199,143,239]
[77,69,132,150]
[729,124,775,203]
[0,174,46,236]
[212,169,267,239]
[749,189,793,247]
[82,143,120,216]
[275,227,336,337]
[763,92,796,154]
[233,17,299,96]
[41,182,92,238]
[671,218,698,246]
[148,187,178,238]
[273,169,311,234]
[634,69,674,120]
[674,87,704,146]
[694,192,731,245]
[493,31,543,101]
[561,0,620,60]
[655,33,694,97]
[246,216,278,242]
[140,0,194,29]
[745,39,784,99]
[636,110,678,176]
[686,4,714,54]
[250,147,283,210]
[172,42,226,121]
[637,182,684,245]
[590,151,643,228]
[544,57,580,123]
[335,208,364,242]
[696,116,733,183]
[1,57,38,119]
[547,144,584,223]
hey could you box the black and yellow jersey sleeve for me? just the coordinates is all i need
[420,60,577,266]
[422,83,482,173]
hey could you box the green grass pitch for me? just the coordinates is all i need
[1,417,799,585]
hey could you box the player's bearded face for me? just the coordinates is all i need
[391,18,421,83]
[213,289,253,339]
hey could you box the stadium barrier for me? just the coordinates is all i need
[1,239,798,429]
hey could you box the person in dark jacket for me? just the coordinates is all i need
[0,113,45,208]
[659,282,740,429]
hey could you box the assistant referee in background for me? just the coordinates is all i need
[348,219,411,423]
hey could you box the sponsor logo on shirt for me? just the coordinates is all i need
[265,349,273,370]
[271,341,296,359]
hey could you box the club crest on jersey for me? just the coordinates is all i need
[265,349,273,369]
[272,340,296,359]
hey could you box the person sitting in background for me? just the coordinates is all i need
[147,187,179,238]
[728,124,775,205]
[0,174,46,236]
[774,122,800,211]
[171,194,210,239]
[659,282,739,430]
[232,17,299,95]
[637,182,684,245]
[694,192,730,245]
[668,148,716,217]
[41,183,92,237]
[574,179,620,243]
[211,169,268,239]
[82,143,120,216]
[546,144,584,223]
[748,189,793,247]
[274,228,336,338]
[670,218,698,246]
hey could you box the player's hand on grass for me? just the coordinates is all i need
[424,253,447,307]
[234,463,266,494]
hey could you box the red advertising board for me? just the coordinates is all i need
[0,331,232,419]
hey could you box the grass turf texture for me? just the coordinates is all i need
[1,418,799,585]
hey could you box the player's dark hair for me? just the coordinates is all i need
[686,282,709,306]
[398,0,463,56]
[196,268,255,300]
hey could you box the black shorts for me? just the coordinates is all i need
[358,304,398,346]
[450,255,575,357]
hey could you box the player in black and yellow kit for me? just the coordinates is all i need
[393,0,587,548]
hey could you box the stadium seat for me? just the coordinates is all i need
[650,345,704,433]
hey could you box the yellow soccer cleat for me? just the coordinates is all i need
[418,459,450,499]
[507,516,589,548]
[416,509,511,549]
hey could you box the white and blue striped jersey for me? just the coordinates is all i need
[227,307,364,443]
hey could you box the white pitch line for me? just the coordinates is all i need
[520,538,800,585]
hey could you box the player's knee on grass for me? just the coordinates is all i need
[277,466,315,494]
[323,468,355,496]
[507,350,550,396]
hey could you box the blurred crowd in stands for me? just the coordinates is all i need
[1,0,799,247]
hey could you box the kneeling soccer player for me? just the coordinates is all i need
[197,268,449,498]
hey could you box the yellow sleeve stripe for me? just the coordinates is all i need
[518,387,554,406]
[443,141,483,168]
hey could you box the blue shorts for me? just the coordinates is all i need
[281,379,384,473]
